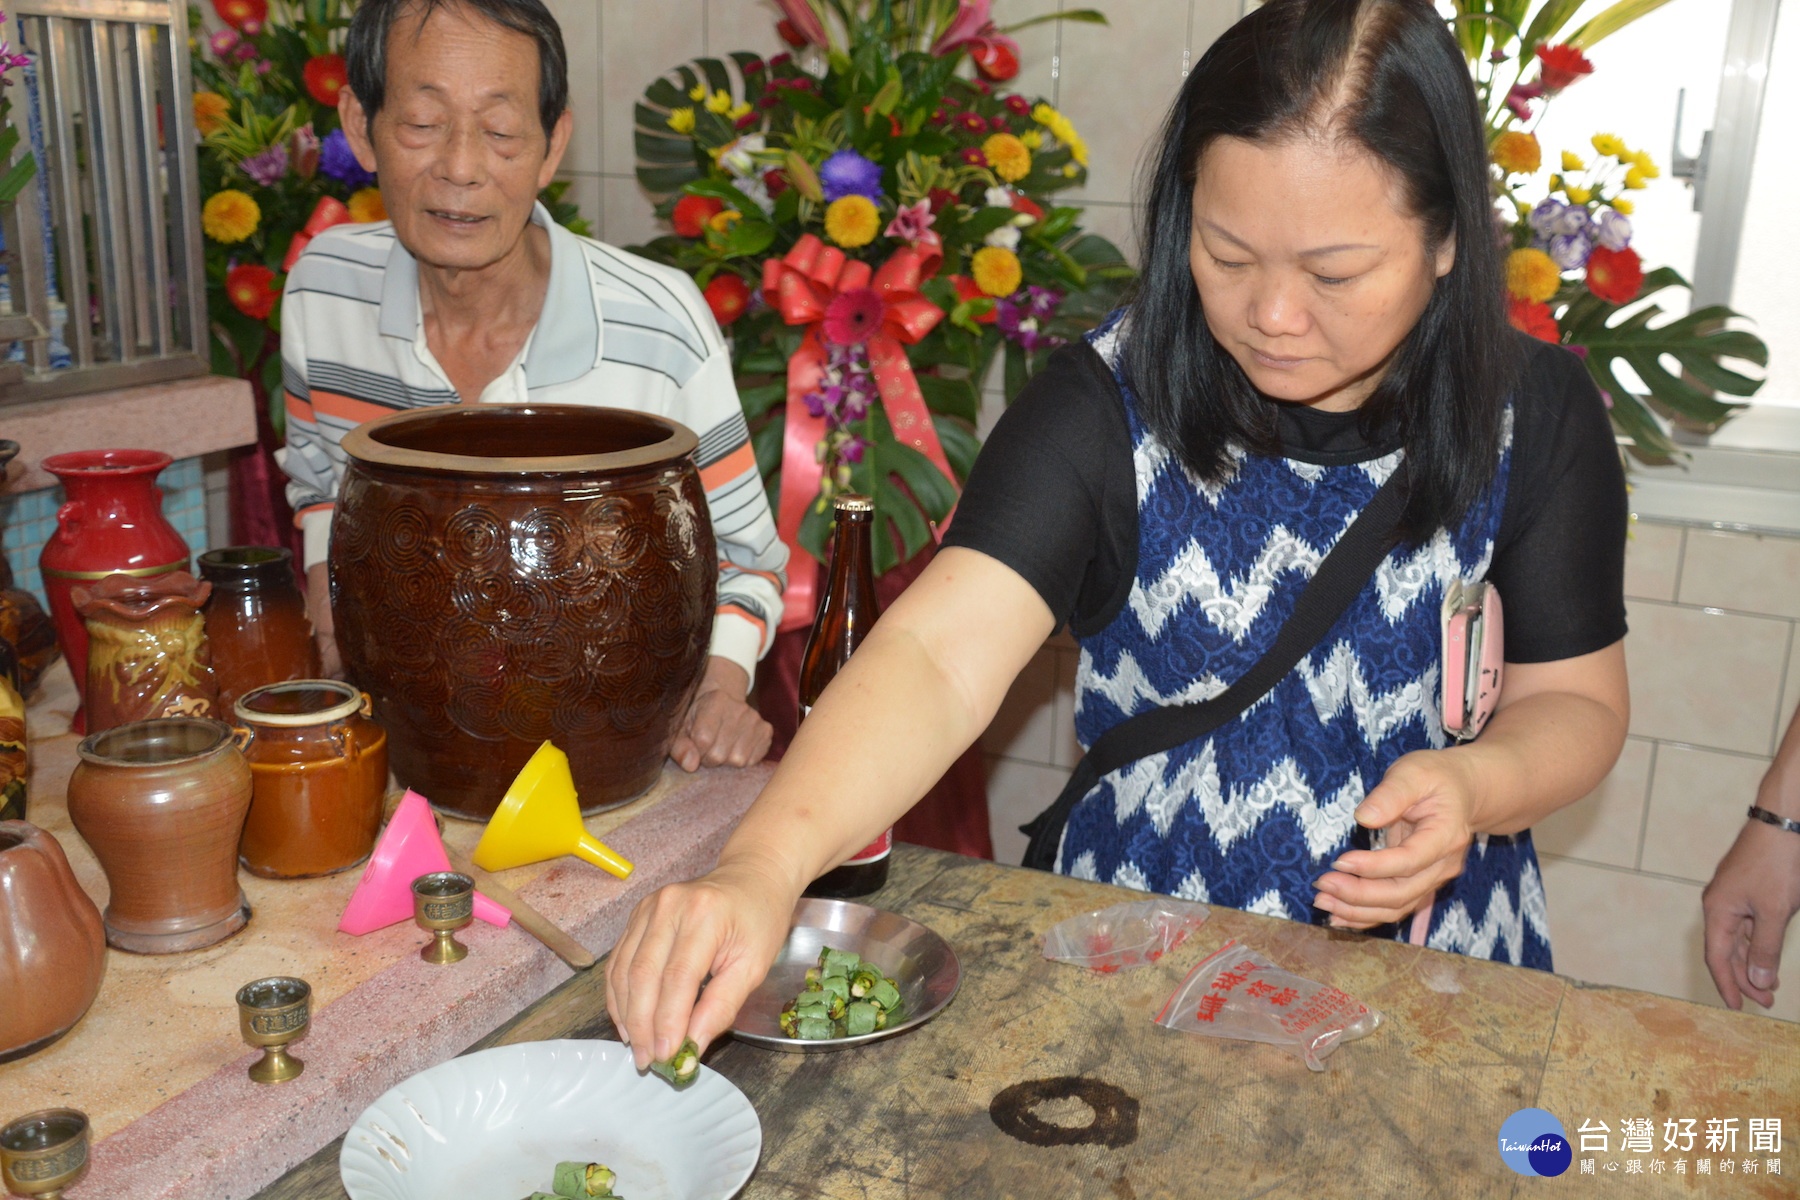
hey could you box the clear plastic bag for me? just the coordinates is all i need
[1154,939,1381,1071]
[1041,899,1210,973]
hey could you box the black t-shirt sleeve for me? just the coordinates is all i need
[1488,334,1630,663]
[940,341,1137,633]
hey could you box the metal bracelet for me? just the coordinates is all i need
[1747,805,1800,836]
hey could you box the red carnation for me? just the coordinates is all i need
[303,54,347,107]
[672,194,724,238]
[957,111,987,134]
[1003,94,1031,117]
[1533,43,1594,92]
[226,263,279,321]
[212,0,267,31]
[926,187,959,213]
[1585,245,1644,305]
[1506,297,1560,344]
[763,168,789,198]
[704,273,751,327]
[968,40,1019,83]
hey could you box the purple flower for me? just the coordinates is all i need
[839,436,868,465]
[1596,208,1632,251]
[997,285,1064,352]
[1544,229,1593,271]
[1550,204,1591,236]
[320,128,374,189]
[209,28,239,58]
[819,148,883,203]
[1527,198,1568,237]
[1505,82,1543,121]
[240,142,289,187]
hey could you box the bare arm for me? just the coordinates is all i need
[1317,641,1630,927]
[305,560,341,679]
[1703,708,1800,1009]
[606,547,1055,1067]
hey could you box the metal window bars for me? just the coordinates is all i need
[0,0,209,404]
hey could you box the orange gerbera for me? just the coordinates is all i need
[347,188,387,223]
[225,263,279,320]
[982,133,1032,183]
[1534,44,1594,92]
[192,91,230,136]
[1505,247,1560,303]
[303,54,347,107]
[212,0,267,31]
[1585,245,1644,305]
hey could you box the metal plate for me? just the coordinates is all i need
[730,898,961,1053]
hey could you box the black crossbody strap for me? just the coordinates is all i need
[1020,467,1409,871]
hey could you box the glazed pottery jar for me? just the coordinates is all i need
[67,718,253,954]
[38,450,191,731]
[0,441,59,697]
[0,642,24,823]
[199,548,320,716]
[0,822,106,1061]
[71,571,219,734]
[332,405,716,819]
[233,680,388,879]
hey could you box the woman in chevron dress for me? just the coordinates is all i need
[606,0,1629,1066]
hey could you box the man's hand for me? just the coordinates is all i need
[669,657,772,771]
[304,561,343,679]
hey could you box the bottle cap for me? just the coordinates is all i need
[832,494,874,514]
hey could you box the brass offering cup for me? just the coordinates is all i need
[412,872,474,965]
[0,1108,89,1199]
[236,976,311,1084]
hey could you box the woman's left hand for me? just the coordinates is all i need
[1313,748,1478,929]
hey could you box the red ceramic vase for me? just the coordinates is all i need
[38,451,191,732]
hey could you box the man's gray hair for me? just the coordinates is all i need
[345,0,569,141]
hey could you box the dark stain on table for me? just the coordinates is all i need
[989,1075,1140,1148]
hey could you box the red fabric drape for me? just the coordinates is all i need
[756,539,993,860]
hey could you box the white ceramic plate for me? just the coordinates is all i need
[339,1040,760,1200]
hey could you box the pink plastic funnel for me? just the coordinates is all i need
[338,790,511,935]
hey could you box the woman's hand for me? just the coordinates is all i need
[605,853,800,1070]
[1703,820,1800,1010]
[1313,749,1477,929]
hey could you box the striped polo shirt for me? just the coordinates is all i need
[276,202,785,681]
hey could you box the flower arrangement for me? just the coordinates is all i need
[0,7,34,211]
[1454,0,1767,460]
[186,0,588,435]
[631,0,1133,615]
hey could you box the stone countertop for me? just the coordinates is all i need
[259,844,1800,1200]
[0,660,770,1200]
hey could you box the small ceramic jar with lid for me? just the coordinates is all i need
[198,548,320,716]
[234,680,389,879]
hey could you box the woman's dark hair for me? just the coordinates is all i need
[345,0,568,141]
[1125,0,1515,541]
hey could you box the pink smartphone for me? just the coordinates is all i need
[1442,580,1504,742]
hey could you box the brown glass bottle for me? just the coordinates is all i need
[799,494,889,899]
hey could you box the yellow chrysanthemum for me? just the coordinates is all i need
[983,133,1032,183]
[971,246,1023,297]
[1610,198,1634,216]
[1627,150,1660,178]
[823,195,880,248]
[727,101,753,121]
[1031,103,1089,166]
[1591,132,1626,158]
[1061,163,1080,178]
[193,91,230,136]
[1019,129,1042,150]
[667,107,696,134]
[201,189,260,243]
[1623,166,1649,190]
[704,90,733,115]
[1565,184,1592,204]
[1505,247,1561,303]
[1560,150,1585,172]
[688,84,707,102]
[347,187,387,223]
[707,209,742,233]
[1490,131,1541,176]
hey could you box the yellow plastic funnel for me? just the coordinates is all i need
[471,741,634,879]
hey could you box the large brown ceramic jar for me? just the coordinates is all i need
[233,680,388,879]
[0,822,107,1062]
[331,405,716,819]
[67,718,253,953]
[71,571,219,734]
[199,548,320,716]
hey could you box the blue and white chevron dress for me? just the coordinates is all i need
[1057,315,1553,970]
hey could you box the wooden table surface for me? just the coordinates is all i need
[258,845,1799,1200]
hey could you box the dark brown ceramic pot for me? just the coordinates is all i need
[199,548,320,716]
[331,405,716,819]
[67,718,253,953]
[0,822,107,1062]
[233,680,388,879]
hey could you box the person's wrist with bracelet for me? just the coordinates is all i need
[1702,711,1800,1011]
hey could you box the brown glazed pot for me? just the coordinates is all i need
[67,718,253,953]
[199,547,321,716]
[233,680,388,879]
[71,571,220,734]
[0,822,107,1062]
[331,405,716,819]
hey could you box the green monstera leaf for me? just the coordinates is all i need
[635,54,766,201]
[1559,267,1766,461]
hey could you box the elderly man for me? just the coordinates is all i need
[279,0,783,770]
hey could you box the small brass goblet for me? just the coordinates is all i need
[236,976,311,1084]
[413,872,475,965]
[0,1108,89,1199]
